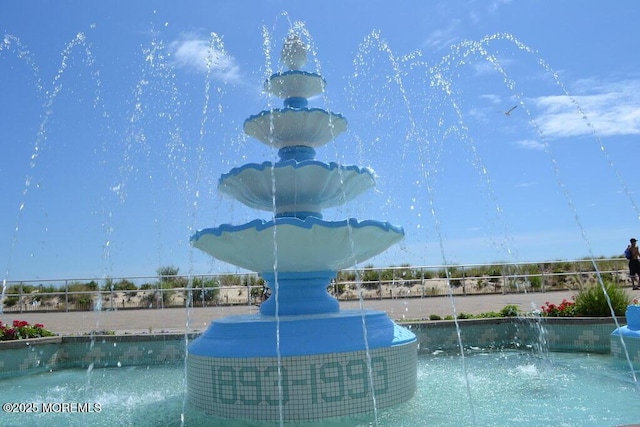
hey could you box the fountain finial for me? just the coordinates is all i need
[281,33,307,70]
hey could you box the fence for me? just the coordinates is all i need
[0,258,631,313]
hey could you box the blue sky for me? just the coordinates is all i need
[2,0,640,281]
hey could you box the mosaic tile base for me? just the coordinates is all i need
[187,341,417,421]
[610,332,640,363]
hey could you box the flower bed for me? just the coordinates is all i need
[540,298,576,317]
[0,319,55,341]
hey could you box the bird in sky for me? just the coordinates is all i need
[504,105,518,116]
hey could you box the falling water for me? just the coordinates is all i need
[304,47,380,423]
[339,28,640,416]
[469,33,639,381]
[347,30,480,423]
[495,33,640,221]
[0,34,92,312]
[121,33,177,275]
[0,35,42,313]
[261,21,286,427]
[378,30,639,382]
[299,23,390,425]
[180,30,232,426]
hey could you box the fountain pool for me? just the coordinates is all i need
[2,350,639,427]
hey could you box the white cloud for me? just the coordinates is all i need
[514,181,536,188]
[533,79,640,138]
[168,35,241,83]
[480,94,501,104]
[472,57,514,76]
[422,20,461,50]
[515,139,547,151]
[487,0,512,14]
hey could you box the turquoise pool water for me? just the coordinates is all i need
[1,350,638,426]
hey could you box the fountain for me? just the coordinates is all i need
[3,10,640,427]
[186,33,417,421]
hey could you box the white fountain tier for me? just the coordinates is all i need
[244,108,347,149]
[187,32,417,423]
[191,216,403,273]
[217,159,375,217]
[265,70,326,99]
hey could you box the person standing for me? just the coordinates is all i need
[627,238,640,290]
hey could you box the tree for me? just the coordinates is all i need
[156,265,187,288]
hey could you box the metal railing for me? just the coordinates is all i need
[0,258,631,313]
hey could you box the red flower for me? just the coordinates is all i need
[0,320,54,341]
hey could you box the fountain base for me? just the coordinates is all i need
[187,310,417,421]
[610,305,640,361]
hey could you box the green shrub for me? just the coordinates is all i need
[429,314,442,321]
[450,279,463,288]
[113,279,137,291]
[189,277,220,303]
[3,296,18,307]
[475,311,501,318]
[574,282,631,317]
[142,290,174,307]
[500,305,520,317]
[529,276,542,289]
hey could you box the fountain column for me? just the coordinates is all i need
[187,33,417,422]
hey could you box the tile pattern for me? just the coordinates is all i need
[411,317,619,354]
[187,342,417,422]
[0,334,187,378]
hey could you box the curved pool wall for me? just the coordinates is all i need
[0,317,630,380]
[0,333,191,379]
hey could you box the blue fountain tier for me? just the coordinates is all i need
[244,108,347,149]
[265,70,326,99]
[189,309,416,358]
[191,216,404,273]
[218,159,375,218]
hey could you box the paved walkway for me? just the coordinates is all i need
[0,290,579,335]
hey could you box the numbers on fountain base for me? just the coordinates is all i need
[208,356,389,406]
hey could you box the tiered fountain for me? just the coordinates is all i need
[187,33,417,422]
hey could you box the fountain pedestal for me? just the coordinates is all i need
[259,271,339,316]
[187,32,417,422]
